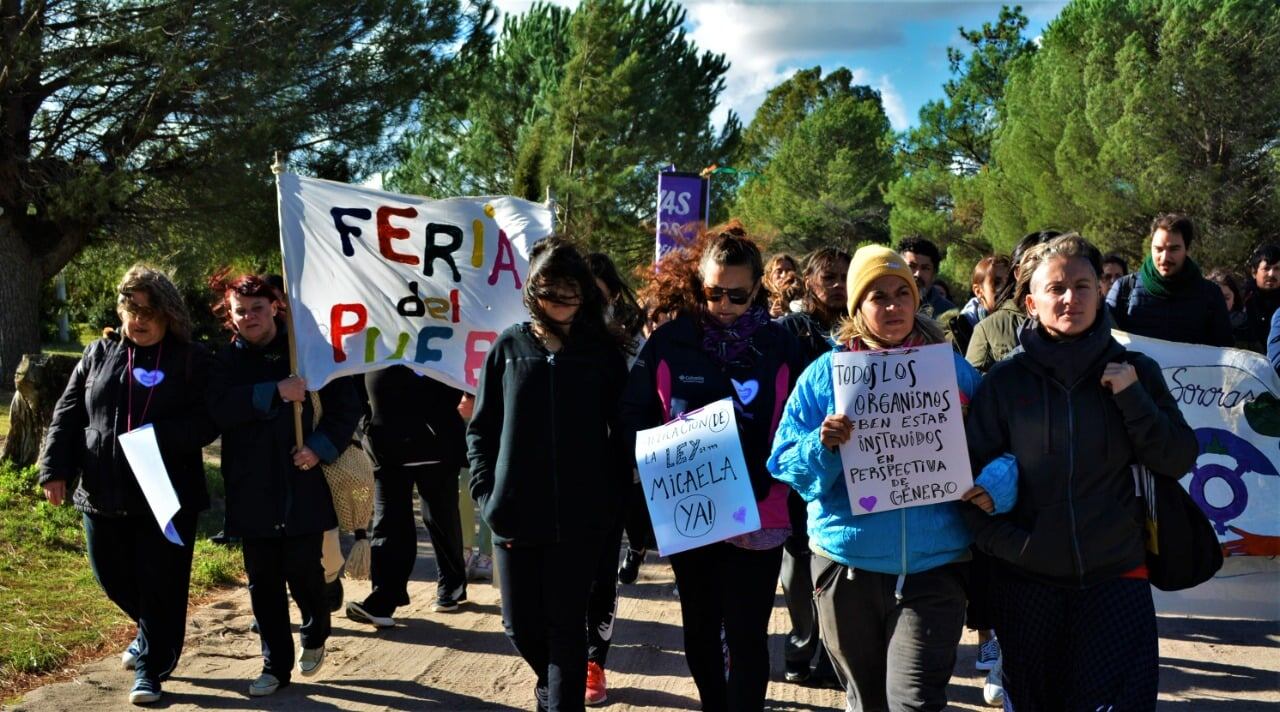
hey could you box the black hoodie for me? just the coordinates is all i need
[964,310,1197,588]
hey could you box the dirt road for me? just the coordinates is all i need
[10,540,1279,711]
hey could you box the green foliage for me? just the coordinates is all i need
[733,71,897,254]
[0,459,242,681]
[887,4,1037,286]
[388,0,738,273]
[981,0,1280,269]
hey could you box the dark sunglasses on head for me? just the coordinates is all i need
[703,286,752,305]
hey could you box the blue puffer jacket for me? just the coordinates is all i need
[767,347,1017,575]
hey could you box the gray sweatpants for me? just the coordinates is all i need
[812,554,967,712]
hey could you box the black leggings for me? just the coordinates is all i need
[669,542,783,712]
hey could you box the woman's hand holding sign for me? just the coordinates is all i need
[961,486,994,513]
[821,414,853,450]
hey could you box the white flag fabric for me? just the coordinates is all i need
[277,173,554,392]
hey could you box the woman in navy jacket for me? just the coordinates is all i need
[467,238,630,712]
[206,273,360,697]
[621,223,805,712]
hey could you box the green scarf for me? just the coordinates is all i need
[1139,254,1202,299]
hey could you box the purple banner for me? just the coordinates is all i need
[656,171,709,261]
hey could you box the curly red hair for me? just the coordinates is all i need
[208,268,284,336]
[634,218,762,322]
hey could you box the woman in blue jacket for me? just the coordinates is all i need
[768,245,1016,712]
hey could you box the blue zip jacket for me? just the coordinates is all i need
[767,347,1017,575]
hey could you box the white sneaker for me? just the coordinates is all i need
[249,673,283,697]
[346,600,396,628]
[121,639,141,670]
[128,678,161,705]
[983,657,1005,707]
[298,646,325,676]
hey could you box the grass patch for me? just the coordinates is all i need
[0,459,243,690]
[40,324,98,358]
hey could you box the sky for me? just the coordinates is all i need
[489,0,1070,132]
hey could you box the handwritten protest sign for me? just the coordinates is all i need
[1115,332,1280,554]
[635,398,760,555]
[832,343,972,516]
[277,173,554,393]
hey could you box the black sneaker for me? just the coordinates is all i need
[784,662,811,684]
[617,548,645,585]
[434,584,467,612]
[325,578,344,613]
[129,677,161,705]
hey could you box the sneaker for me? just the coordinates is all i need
[250,618,259,634]
[784,662,810,684]
[617,548,645,585]
[325,578,344,613]
[976,636,1001,671]
[467,552,493,581]
[121,639,141,670]
[249,672,286,697]
[535,684,550,712]
[346,600,396,628]
[298,646,325,677]
[128,678,161,705]
[983,657,1005,706]
[585,661,608,705]
[434,584,467,612]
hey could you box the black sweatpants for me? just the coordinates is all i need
[367,462,466,610]
[994,573,1157,712]
[243,532,330,681]
[668,541,784,712]
[496,537,602,712]
[83,510,198,684]
[621,481,656,551]
[964,546,996,631]
[586,524,624,666]
[780,490,834,678]
[812,554,967,712]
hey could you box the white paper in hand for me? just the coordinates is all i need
[118,424,184,546]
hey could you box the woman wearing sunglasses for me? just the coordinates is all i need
[468,238,631,712]
[621,221,806,712]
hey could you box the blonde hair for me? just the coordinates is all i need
[1014,233,1102,313]
[116,264,193,342]
[834,307,945,349]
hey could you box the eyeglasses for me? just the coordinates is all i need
[703,286,752,305]
[119,298,160,321]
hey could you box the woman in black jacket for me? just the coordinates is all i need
[965,234,1197,712]
[206,274,360,697]
[621,223,805,712]
[40,265,217,706]
[467,238,630,712]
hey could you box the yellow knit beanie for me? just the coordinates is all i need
[846,245,920,317]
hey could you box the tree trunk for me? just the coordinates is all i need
[0,217,46,385]
[2,353,79,467]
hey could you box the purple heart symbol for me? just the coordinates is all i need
[858,496,877,512]
[132,368,165,388]
[731,506,747,523]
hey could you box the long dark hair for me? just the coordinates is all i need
[524,238,626,351]
[586,252,645,339]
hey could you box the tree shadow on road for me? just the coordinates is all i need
[164,676,521,710]
[1157,614,1280,649]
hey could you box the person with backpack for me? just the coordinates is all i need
[206,273,362,697]
[965,234,1197,711]
[467,239,631,712]
[621,223,806,712]
[40,265,218,706]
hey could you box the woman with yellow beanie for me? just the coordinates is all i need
[768,244,1017,712]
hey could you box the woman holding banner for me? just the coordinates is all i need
[467,238,631,712]
[767,245,1017,712]
[40,265,217,706]
[206,273,361,697]
[620,222,806,712]
[964,234,1196,711]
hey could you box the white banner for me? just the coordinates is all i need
[832,343,973,516]
[635,398,761,556]
[277,173,554,392]
[1115,331,1280,555]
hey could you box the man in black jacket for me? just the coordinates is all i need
[346,366,470,627]
[1242,243,1280,351]
[1107,213,1232,347]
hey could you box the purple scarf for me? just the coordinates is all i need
[700,305,771,369]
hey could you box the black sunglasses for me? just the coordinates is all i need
[703,286,752,305]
